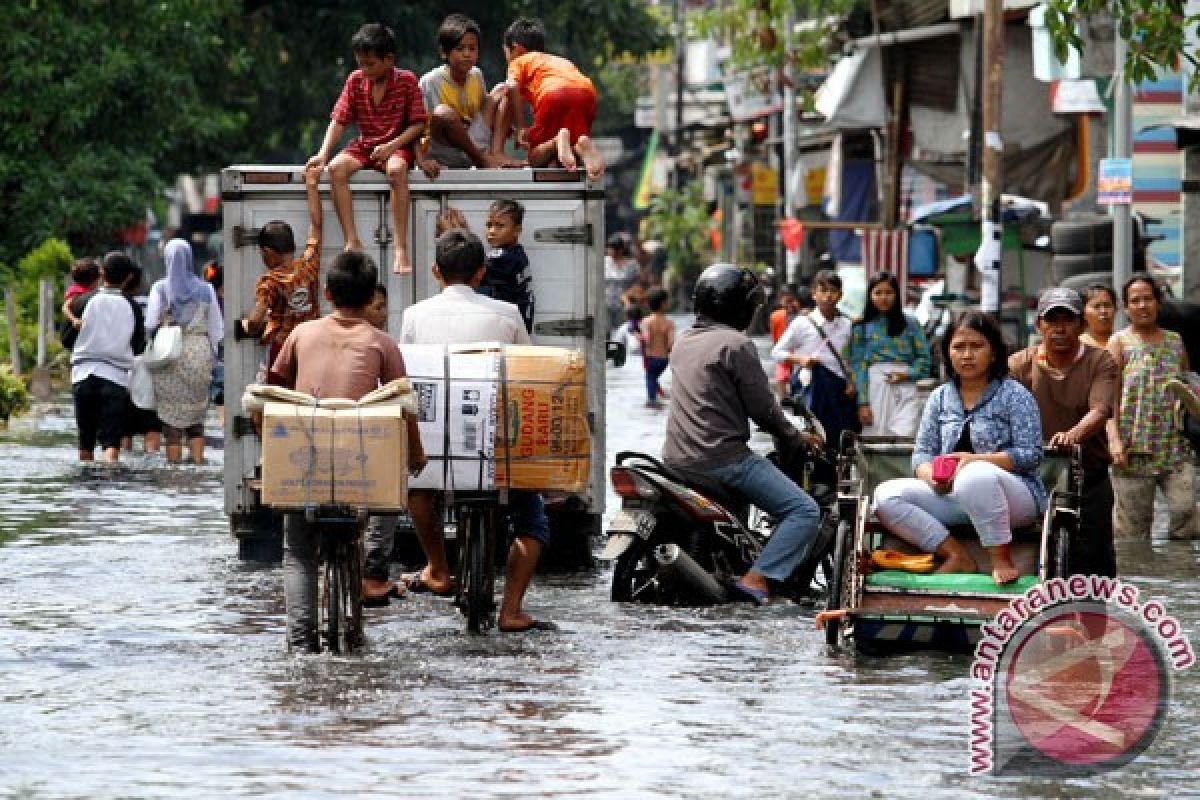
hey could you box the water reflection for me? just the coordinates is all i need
[0,361,1195,797]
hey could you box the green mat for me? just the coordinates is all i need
[865,570,1039,594]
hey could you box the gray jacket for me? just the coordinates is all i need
[663,316,797,469]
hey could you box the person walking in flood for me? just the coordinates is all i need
[1106,275,1197,540]
[145,240,223,465]
[641,287,674,409]
[846,272,931,437]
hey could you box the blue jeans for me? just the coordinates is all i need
[709,454,821,581]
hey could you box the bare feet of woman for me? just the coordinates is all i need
[934,536,978,574]
[554,128,577,171]
[393,246,412,275]
[575,135,605,181]
[344,237,364,252]
[987,543,1020,585]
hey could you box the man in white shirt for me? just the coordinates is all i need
[365,229,552,632]
[770,269,857,452]
[70,253,143,463]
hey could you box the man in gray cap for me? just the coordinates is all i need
[1008,286,1120,576]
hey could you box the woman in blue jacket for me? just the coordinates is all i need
[873,311,1045,585]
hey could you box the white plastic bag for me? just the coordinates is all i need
[143,324,182,369]
[129,355,156,409]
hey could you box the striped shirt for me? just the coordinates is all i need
[332,67,427,151]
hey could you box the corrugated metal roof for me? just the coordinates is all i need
[876,0,950,30]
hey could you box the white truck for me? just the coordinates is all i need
[220,166,610,566]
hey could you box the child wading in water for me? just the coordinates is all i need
[641,288,674,409]
[503,17,604,179]
[307,23,432,275]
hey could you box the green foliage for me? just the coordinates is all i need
[693,0,852,73]
[1044,0,1198,87]
[0,238,73,369]
[643,181,711,281]
[0,1,666,265]
[0,365,30,422]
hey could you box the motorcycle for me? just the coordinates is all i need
[601,399,839,606]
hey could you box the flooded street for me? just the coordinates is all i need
[1,346,1197,798]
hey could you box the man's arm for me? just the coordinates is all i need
[1052,350,1118,448]
[770,317,815,368]
[1105,335,1127,465]
[732,340,795,438]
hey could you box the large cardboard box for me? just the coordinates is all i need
[261,401,408,510]
[403,344,590,493]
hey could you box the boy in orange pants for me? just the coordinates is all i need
[503,18,604,180]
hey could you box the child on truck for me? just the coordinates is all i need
[503,17,605,180]
[419,13,520,174]
[306,23,430,275]
[268,250,427,652]
[481,199,534,333]
[236,165,324,386]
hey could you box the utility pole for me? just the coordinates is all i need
[1112,30,1133,313]
[672,0,686,191]
[782,9,797,285]
[975,0,1006,316]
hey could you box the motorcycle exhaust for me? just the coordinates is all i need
[654,543,728,605]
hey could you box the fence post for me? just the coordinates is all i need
[36,278,49,368]
[5,287,21,376]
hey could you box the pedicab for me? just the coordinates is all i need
[820,434,1081,652]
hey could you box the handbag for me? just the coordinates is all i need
[143,323,183,369]
[129,355,156,410]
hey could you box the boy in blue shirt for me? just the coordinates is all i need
[480,199,534,333]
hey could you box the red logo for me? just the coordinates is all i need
[1001,605,1168,770]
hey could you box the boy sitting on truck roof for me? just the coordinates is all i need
[268,250,427,653]
[306,23,432,275]
[236,165,323,388]
[503,17,604,180]
[419,13,522,175]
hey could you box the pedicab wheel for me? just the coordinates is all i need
[825,518,854,647]
[457,505,496,634]
[1048,517,1071,579]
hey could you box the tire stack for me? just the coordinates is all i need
[1050,214,1112,292]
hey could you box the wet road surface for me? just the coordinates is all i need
[0,351,1197,798]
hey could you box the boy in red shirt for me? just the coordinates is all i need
[503,17,604,180]
[307,23,431,275]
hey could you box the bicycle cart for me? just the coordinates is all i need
[822,435,1081,652]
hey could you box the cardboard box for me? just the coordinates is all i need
[261,401,408,510]
[403,344,590,493]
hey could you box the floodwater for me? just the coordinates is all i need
[1,351,1197,798]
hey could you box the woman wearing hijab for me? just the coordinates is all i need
[145,239,224,464]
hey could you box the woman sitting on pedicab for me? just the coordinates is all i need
[873,311,1046,585]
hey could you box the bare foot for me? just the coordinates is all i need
[934,536,978,574]
[575,135,605,180]
[362,577,402,601]
[498,610,536,632]
[987,544,1020,585]
[481,151,525,169]
[555,128,577,171]
[344,238,364,252]
[393,247,412,275]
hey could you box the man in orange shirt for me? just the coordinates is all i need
[503,17,604,180]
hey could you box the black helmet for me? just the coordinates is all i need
[693,263,765,331]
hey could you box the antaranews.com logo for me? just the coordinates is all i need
[968,575,1195,776]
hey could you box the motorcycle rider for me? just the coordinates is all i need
[663,263,823,604]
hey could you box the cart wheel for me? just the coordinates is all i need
[825,518,854,646]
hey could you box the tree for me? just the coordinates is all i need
[0,1,252,263]
[693,0,853,74]
[1043,0,1197,86]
